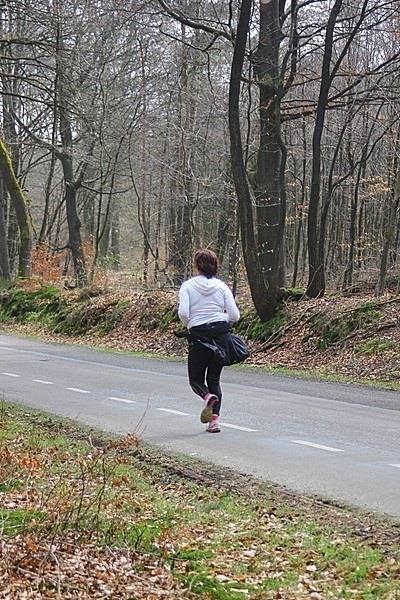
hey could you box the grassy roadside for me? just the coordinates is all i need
[1,403,399,599]
[238,365,400,392]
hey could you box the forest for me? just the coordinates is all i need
[0,0,399,322]
[1,5,400,595]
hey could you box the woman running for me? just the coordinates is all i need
[178,249,240,433]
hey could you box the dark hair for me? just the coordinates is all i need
[195,249,218,279]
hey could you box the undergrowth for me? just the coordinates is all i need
[355,338,398,356]
[1,283,399,388]
[0,285,65,324]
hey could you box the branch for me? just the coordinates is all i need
[330,1,382,83]
[156,0,232,42]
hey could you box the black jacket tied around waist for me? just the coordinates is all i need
[175,321,249,367]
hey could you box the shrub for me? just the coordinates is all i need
[31,243,65,283]
[279,287,305,302]
[95,299,132,336]
[53,295,129,336]
[135,295,178,332]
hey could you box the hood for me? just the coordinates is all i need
[191,276,220,295]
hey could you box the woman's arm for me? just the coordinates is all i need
[178,285,190,326]
[224,286,240,323]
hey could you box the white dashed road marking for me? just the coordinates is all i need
[292,440,344,453]
[1,372,21,378]
[388,464,400,469]
[33,379,54,385]
[66,387,91,394]
[157,408,189,416]
[221,422,258,432]
[108,396,137,404]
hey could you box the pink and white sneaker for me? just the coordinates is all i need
[200,393,218,423]
[206,416,221,433]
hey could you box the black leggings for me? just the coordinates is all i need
[187,343,223,416]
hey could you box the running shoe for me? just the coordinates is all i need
[200,394,218,423]
[206,417,221,433]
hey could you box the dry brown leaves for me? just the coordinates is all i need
[2,409,400,599]
[0,427,188,599]
[58,287,400,385]
[0,535,185,599]
[248,294,400,384]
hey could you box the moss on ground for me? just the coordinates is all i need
[0,284,181,338]
[355,338,398,356]
[236,308,288,341]
[0,285,129,337]
[0,285,66,324]
[308,302,382,349]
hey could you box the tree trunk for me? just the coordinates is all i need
[139,40,150,285]
[1,23,26,278]
[7,205,19,275]
[292,114,307,288]
[229,0,287,321]
[39,73,58,243]
[228,202,240,297]
[229,0,269,319]
[343,149,369,290]
[54,1,87,286]
[376,171,400,295]
[154,137,167,282]
[306,0,343,297]
[59,150,87,286]
[0,138,33,277]
[110,208,121,270]
[0,172,10,280]
[252,0,284,308]
[216,191,232,268]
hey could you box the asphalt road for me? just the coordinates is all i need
[1,333,399,518]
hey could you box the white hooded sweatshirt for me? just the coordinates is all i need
[178,275,240,329]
